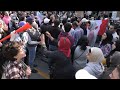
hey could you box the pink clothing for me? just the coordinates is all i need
[3,16,11,25]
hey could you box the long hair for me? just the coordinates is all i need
[76,36,89,50]
[101,30,113,46]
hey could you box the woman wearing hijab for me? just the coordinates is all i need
[40,34,75,79]
[75,47,105,79]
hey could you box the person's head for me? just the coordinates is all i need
[62,18,67,25]
[112,40,120,51]
[26,17,34,25]
[19,16,26,21]
[3,41,26,62]
[109,51,120,68]
[109,64,120,79]
[72,21,78,29]
[58,37,71,58]
[64,22,72,32]
[101,30,113,45]
[109,24,118,33]
[32,21,38,30]
[86,47,104,62]
[77,36,89,50]
[4,11,9,16]
[54,19,60,27]
[50,14,55,22]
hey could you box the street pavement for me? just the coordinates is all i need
[29,55,50,79]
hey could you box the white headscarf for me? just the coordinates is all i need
[90,47,104,62]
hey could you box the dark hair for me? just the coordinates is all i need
[19,16,26,21]
[54,19,60,27]
[76,36,89,50]
[101,30,113,46]
[114,40,120,51]
[72,21,78,27]
[3,41,22,61]
[64,22,72,32]
[62,18,67,25]
[0,41,22,78]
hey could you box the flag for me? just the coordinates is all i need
[92,19,109,36]
[98,19,109,36]
[36,11,44,24]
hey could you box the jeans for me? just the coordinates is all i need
[27,46,37,67]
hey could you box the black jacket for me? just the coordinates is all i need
[41,45,76,79]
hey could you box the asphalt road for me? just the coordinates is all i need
[29,55,50,79]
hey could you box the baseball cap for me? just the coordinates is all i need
[44,18,50,24]
[26,17,34,25]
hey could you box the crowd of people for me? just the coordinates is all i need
[0,11,120,79]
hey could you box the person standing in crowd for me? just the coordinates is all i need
[72,21,84,46]
[87,20,98,47]
[80,18,89,36]
[109,24,119,42]
[22,17,41,73]
[72,36,90,71]
[19,16,26,27]
[100,51,120,79]
[48,19,61,51]
[75,47,105,78]
[40,34,75,79]
[99,30,113,57]
[58,22,74,48]
[105,40,120,67]
[0,41,31,79]
[40,17,51,48]
[2,11,11,26]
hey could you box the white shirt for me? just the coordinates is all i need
[112,32,119,42]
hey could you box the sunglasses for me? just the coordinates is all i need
[89,48,91,53]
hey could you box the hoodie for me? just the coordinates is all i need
[84,62,104,78]
[84,47,105,78]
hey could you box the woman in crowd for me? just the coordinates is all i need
[72,36,90,71]
[0,41,31,79]
[99,30,113,57]
[40,34,76,79]
[75,47,105,79]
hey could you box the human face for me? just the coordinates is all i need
[109,25,115,33]
[109,68,119,79]
[5,11,9,16]
[102,33,107,40]
[112,42,116,50]
[14,46,26,62]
